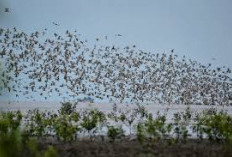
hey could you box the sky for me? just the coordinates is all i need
[0,0,232,102]
[0,0,232,68]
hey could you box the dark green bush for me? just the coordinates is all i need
[107,125,124,142]
[137,122,145,144]
[53,114,79,141]
[144,113,172,141]
[25,109,49,136]
[81,109,106,136]
[0,111,57,157]
[198,110,232,143]
[173,107,191,142]
[59,102,76,115]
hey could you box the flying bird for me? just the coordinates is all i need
[0,27,231,107]
[115,34,122,37]
[5,8,9,12]
[52,22,60,26]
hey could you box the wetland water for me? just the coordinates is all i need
[1,101,232,114]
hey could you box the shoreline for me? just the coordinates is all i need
[1,101,232,114]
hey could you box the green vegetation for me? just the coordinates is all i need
[140,112,173,142]
[192,110,232,143]
[25,109,49,136]
[53,114,79,141]
[81,109,106,137]
[0,111,23,157]
[172,107,191,142]
[0,111,58,157]
[59,102,76,115]
[107,125,124,142]
[0,103,232,156]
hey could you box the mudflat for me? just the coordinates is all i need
[37,137,232,157]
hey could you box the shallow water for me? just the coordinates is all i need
[1,101,232,116]
[1,101,232,137]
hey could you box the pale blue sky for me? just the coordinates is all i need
[1,0,232,101]
[1,0,232,67]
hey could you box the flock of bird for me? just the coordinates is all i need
[0,27,232,106]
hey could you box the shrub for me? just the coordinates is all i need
[144,112,172,141]
[125,114,136,135]
[81,110,98,134]
[0,111,58,157]
[135,104,148,119]
[59,102,76,115]
[25,109,49,137]
[137,122,145,144]
[107,125,124,142]
[192,113,204,140]
[173,107,192,142]
[43,146,58,157]
[0,111,22,133]
[80,109,107,137]
[53,114,78,141]
[95,110,107,131]
[198,110,232,143]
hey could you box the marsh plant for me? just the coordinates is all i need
[25,109,52,137]
[191,113,204,140]
[107,125,124,142]
[53,114,79,141]
[0,111,22,133]
[144,113,172,141]
[196,110,232,143]
[125,113,136,135]
[54,104,80,141]
[25,102,81,141]
[137,122,146,144]
[172,107,192,142]
[94,110,107,133]
[59,102,77,115]
[1,102,232,152]
[0,111,58,157]
[81,109,107,138]
[26,138,58,157]
[108,110,120,122]
[135,103,148,119]
[0,111,23,157]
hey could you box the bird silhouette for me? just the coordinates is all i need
[52,22,59,26]
[115,34,122,37]
[4,8,9,13]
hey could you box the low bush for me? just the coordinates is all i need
[0,111,58,157]
[59,102,76,115]
[107,125,124,142]
[197,110,232,143]
[53,114,78,141]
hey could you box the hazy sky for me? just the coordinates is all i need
[1,0,232,67]
[1,0,232,102]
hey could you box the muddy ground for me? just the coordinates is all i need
[36,137,232,157]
